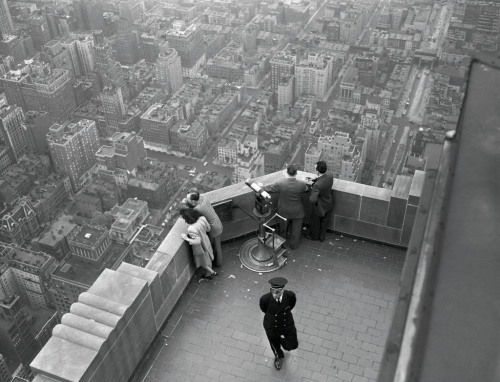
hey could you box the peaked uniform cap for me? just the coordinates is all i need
[268,277,288,289]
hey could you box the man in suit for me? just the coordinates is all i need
[259,277,298,370]
[261,164,309,250]
[305,161,334,242]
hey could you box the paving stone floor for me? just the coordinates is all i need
[133,232,406,382]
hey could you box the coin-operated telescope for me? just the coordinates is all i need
[245,180,271,215]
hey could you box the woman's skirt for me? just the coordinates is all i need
[192,244,212,268]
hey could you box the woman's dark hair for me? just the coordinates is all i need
[189,191,200,201]
[180,207,202,224]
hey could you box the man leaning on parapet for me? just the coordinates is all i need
[249,164,308,251]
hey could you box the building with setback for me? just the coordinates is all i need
[0,106,28,163]
[155,44,183,95]
[95,132,146,188]
[165,22,205,78]
[47,119,100,192]
[270,51,295,90]
[0,243,55,309]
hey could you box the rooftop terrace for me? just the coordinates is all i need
[30,56,499,382]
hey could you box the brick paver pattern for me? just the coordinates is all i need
[133,232,405,382]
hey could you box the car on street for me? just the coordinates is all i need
[203,161,208,166]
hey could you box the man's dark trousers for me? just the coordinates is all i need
[309,207,332,241]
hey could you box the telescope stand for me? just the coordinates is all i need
[239,208,288,273]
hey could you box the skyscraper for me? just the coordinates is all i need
[155,45,183,95]
[72,0,104,31]
[95,131,147,188]
[0,296,39,366]
[21,66,76,124]
[0,0,13,38]
[270,51,295,90]
[27,12,52,51]
[0,105,28,162]
[47,119,100,192]
[92,30,128,100]
[165,22,205,77]
[113,18,140,65]
[101,85,125,136]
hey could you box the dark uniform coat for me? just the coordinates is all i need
[259,290,298,357]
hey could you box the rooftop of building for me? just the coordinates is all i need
[52,241,128,286]
[68,224,107,246]
[37,214,77,246]
[4,244,52,269]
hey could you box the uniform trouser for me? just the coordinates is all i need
[309,207,333,240]
[210,234,222,267]
[279,218,303,250]
[266,326,299,359]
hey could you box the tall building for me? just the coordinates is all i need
[21,66,76,124]
[119,0,144,23]
[295,53,333,99]
[1,62,76,123]
[74,34,95,77]
[101,85,125,136]
[0,354,12,382]
[23,111,52,155]
[92,30,128,99]
[0,66,29,111]
[0,199,40,246]
[0,0,13,38]
[140,33,159,63]
[0,243,56,309]
[47,119,100,192]
[317,133,361,182]
[140,104,177,148]
[27,12,52,51]
[165,23,206,77]
[0,296,39,366]
[113,19,140,65]
[340,66,359,100]
[155,45,183,95]
[72,0,104,31]
[0,106,28,162]
[270,51,295,90]
[277,74,294,107]
[95,131,147,188]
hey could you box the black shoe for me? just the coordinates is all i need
[274,357,283,370]
[304,234,317,241]
[319,237,326,242]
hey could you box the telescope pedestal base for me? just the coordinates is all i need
[239,237,287,273]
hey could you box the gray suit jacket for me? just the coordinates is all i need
[264,177,308,219]
[309,172,334,217]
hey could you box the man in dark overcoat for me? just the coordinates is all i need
[261,164,309,250]
[259,277,299,370]
[305,161,334,242]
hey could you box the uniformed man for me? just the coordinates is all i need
[259,277,299,370]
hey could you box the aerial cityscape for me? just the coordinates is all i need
[0,0,496,380]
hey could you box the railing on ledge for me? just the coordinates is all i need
[31,170,425,381]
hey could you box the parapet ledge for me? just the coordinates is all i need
[52,324,105,350]
[30,336,99,382]
[78,292,128,317]
[61,313,114,339]
[392,175,413,199]
[87,268,149,308]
